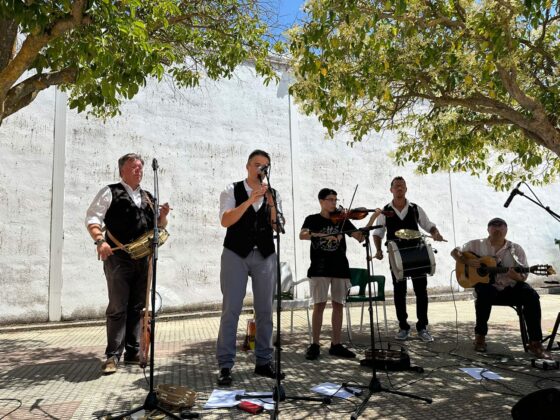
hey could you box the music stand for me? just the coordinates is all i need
[235,167,329,418]
[343,227,432,419]
[106,158,182,420]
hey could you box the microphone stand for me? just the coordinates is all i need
[107,158,181,420]
[237,169,329,419]
[339,226,432,419]
[509,186,560,222]
[507,184,560,352]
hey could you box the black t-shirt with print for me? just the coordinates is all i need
[301,213,357,278]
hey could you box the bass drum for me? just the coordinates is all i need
[387,239,436,281]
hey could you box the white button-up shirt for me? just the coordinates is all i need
[85,180,143,227]
[372,200,436,239]
[219,180,282,223]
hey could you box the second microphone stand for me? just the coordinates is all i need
[342,226,432,419]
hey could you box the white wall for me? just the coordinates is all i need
[1,63,559,323]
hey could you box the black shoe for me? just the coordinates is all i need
[217,368,232,386]
[123,352,140,365]
[254,362,285,379]
[305,343,320,360]
[329,343,356,358]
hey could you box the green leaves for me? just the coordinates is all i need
[289,0,560,189]
[1,0,278,121]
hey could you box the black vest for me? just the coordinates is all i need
[223,181,275,258]
[104,183,155,248]
[384,202,420,241]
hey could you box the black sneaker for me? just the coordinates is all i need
[254,362,285,379]
[329,343,356,358]
[123,352,140,365]
[305,343,320,360]
[217,368,232,386]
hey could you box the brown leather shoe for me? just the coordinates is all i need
[474,334,487,352]
[101,356,118,374]
[528,340,552,359]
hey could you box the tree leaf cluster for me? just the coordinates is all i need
[289,0,560,189]
[0,0,279,121]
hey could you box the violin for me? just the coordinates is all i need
[330,208,394,224]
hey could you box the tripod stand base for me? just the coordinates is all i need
[105,390,182,420]
[237,385,331,404]
[344,378,432,420]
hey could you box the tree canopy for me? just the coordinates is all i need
[0,0,279,124]
[289,0,560,189]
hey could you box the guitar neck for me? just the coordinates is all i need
[488,266,528,275]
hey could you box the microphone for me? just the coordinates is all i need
[257,164,270,175]
[152,158,158,170]
[503,182,521,208]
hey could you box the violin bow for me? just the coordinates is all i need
[338,184,359,231]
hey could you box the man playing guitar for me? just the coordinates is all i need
[451,217,551,359]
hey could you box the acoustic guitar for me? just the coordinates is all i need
[456,251,555,288]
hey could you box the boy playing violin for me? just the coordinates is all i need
[300,188,381,360]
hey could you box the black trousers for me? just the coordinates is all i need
[474,282,542,341]
[103,252,149,359]
[392,273,429,331]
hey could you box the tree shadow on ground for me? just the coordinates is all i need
[97,319,558,419]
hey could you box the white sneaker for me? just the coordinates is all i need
[395,329,410,340]
[418,329,434,342]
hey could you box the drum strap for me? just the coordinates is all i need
[143,191,155,213]
[106,192,158,254]
[106,229,128,252]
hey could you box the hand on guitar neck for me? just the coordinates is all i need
[454,251,555,288]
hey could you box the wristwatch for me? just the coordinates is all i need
[94,238,106,246]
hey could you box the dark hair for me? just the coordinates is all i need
[391,176,406,187]
[318,188,337,200]
[247,149,270,163]
[118,153,144,176]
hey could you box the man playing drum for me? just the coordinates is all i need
[373,176,445,342]
[86,153,170,374]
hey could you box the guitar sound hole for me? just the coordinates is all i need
[476,265,488,277]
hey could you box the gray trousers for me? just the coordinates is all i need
[216,247,276,369]
[103,252,149,359]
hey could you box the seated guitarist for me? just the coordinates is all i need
[450,217,550,359]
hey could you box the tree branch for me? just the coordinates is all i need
[0,0,90,100]
[2,68,77,121]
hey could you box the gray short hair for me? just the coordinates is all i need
[118,153,144,176]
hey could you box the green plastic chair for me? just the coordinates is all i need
[345,268,388,342]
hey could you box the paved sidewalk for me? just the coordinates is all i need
[0,294,559,419]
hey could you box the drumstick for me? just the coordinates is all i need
[159,205,173,210]
[426,235,448,242]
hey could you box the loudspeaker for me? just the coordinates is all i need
[511,388,560,419]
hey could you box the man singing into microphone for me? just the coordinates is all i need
[216,149,284,386]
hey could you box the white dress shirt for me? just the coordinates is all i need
[372,200,436,239]
[85,180,143,227]
[219,180,282,223]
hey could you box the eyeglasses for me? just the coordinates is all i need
[321,198,339,202]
